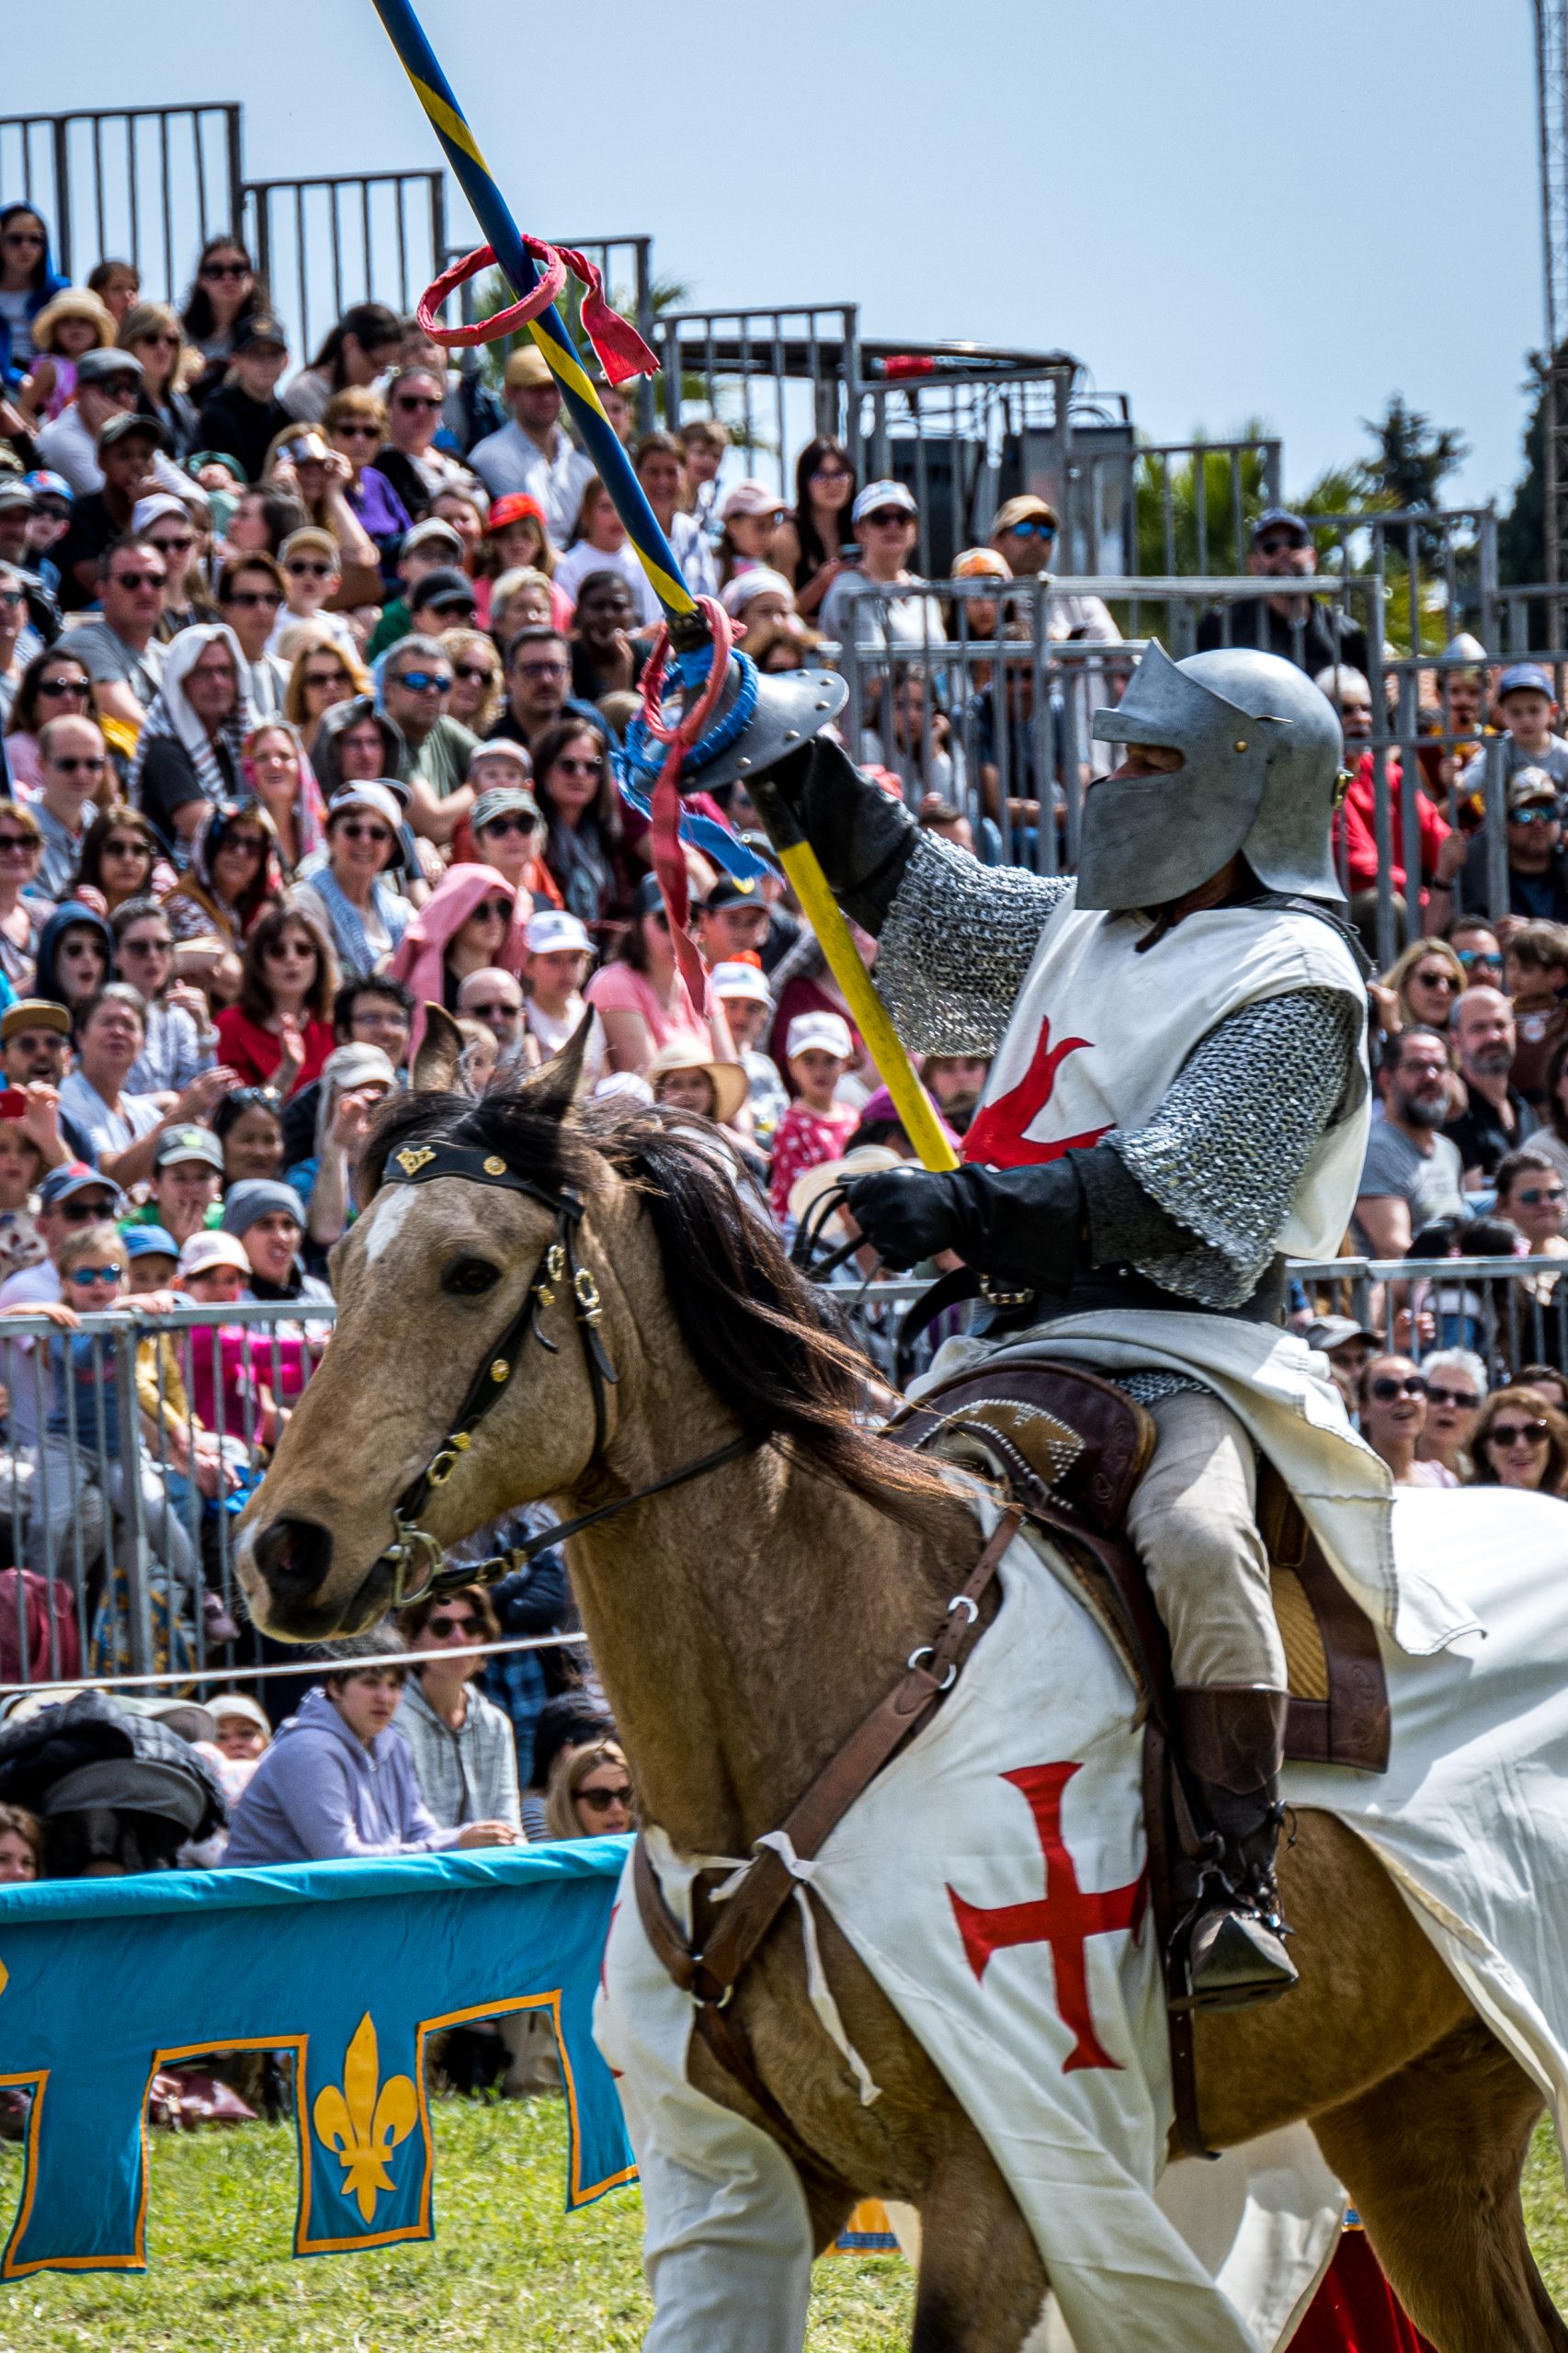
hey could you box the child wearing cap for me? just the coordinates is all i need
[1494,665,1568,793]
[520,908,606,1084]
[768,1011,858,1221]
[710,961,788,1143]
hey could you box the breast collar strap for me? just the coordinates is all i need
[370,1138,754,1607]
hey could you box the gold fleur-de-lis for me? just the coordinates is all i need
[312,2013,418,2223]
[395,1144,437,1178]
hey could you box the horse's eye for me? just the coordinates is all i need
[443,1256,502,1297]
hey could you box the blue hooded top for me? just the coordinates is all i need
[0,204,68,387]
[33,899,111,1013]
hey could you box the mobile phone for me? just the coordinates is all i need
[838,544,859,563]
[0,1092,28,1121]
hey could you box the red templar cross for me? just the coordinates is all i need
[946,1761,1147,2073]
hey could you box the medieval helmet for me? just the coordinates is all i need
[1083,642,1345,912]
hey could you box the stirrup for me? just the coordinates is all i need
[1170,1893,1298,2015]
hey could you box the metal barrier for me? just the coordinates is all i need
[0,1299,334,1688]
[656,300,863,490]
[450,233,658,431]
[1066,436,1282,580]
[836,571,1379,873]
[0,103,243,302]
[241,170,448,365]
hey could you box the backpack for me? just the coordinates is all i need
[0,1568,80,1686]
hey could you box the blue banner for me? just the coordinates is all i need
[0,1838,634,2278]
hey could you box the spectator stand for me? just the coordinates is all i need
[242,169,448,365]
[0,104,243,298]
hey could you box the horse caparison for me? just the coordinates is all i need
[244,1047,1568,2352]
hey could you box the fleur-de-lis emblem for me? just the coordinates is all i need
[395,1145,437,1178]
[312,2013,418,2222]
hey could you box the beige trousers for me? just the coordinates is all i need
[1123,1389,1286,1689]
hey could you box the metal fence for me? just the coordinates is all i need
[444,233,657,431]
[0,1299,333,1688]
[0,103,243,304]
[241,169,448,366]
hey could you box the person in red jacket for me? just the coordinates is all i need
[213,905,336,1099]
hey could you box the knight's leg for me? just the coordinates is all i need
[1124,1389,1295,2012]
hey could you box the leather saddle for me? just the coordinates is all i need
[888,1352,1390,1777]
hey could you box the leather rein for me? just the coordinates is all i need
[370,1138,755,1608]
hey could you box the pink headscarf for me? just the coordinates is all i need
[387,862,530,1052]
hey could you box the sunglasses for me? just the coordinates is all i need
[50,756,105,776]
[201,260,249,278]
[103,837,151,858]
[472,899,511,921]
[1255,535,1306,556]
[286,560,334,579]
[453,663,493,686]
[426,1613,479,1637]
[393,670,451,694]
[109,570,165,591]
[810,464,853,483]
[1514,1187,1565,1206]
[120,935,172,955]
[301,668,347,690]
[140,333,181,350]
[263,936,317,959]
[394,393,443,412]
[36,676,90,699]
[0,835,35,855]
[336,821,392,846]
[56,1198,114,1224]
[577,1784,632,1813]
[1369,1375,1427,1401]
[222,835,268,857]
[465,999,518,1017]
[335,424,381,442]
[479,813,537,837]
[1457,949,1503,972]
[1006,519,1057,540]
[0,590,24,610]
[68,1265,122,1287]
[1489,1420,1551,1447]
[1426,1385,1480,1410]
[224,588,281,608]
[862,510,912,529]
[1413,970,1460,993]
[1511,807,1560,826]
[149,533,195,554]
[554,756,603,776]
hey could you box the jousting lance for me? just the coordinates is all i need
[369,0,959,1175]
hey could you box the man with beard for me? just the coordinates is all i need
[1444,985,1538,1186]
[1354,1027,1467,1256]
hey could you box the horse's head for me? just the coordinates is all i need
[239,1024,638,1639]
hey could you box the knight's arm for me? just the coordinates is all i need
[761,737,1069,1053]
[866,987,1362,1308]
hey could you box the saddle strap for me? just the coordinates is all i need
[631,1506,1021,2098]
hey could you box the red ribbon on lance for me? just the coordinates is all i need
[635,598,737,1014]
[416,238,658,385]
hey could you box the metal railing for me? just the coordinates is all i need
[0,103,244,303]
[241,169,448,366]
[656,299,863,493]
[1065,436,1283,581]
[449,233,658,431]
[0,1299,334,1688]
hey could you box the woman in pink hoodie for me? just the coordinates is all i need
[386,860,529,1053]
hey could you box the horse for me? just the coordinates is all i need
[238,1037,1567,2353]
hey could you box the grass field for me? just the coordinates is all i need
[2,2097,1565,2349]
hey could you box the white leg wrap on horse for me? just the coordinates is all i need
[597,1864,814,2353]
[1124,1389,1286,1690]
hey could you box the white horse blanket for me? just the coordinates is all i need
[597,1481,1568,2351]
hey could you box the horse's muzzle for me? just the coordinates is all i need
[250,1514,335,1608]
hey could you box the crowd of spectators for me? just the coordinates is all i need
[0,207,1566,2133]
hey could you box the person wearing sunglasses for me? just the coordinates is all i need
[214,907,336,1101]
[31,716,111,897]
[273,526,351,652]
[290,778,415,981]
[529,717,626,929]
[1468,1383,1568,1495]
[1493,1155,1568,1346]
[819,478,947,657]
[116,301,199,461]
[216,552,290,721]
[279,301,403,430]
[381,633,478,829]
[160,802,282,961]
[467,759,554,904]
[322,386,411,585]
[0,203,65,390]
[0,801,43,991]
[440,628,504,737]
[279,624,370,759]
[543,1738,635,1840]
[1196,506,1369,678]
[2,648,93,796]
[386,861,526,1051]
[395,1583,521,1835]
[1357,1357,1456,1489]
[131,489,215,638]
[64,529,168,732]
[371,364,469,517]
[1453,764,1568,933]
[1413,1347,1487,1482]
[127,623,252,848]
[1370,938,1467,1046]
[225,1624,517,1869]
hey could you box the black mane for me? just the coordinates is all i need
[366,1078,958,1533]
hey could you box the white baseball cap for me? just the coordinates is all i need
[177,1232,250,1281]
[851,479,917,525]
[710,959,773,1006]
[786,1011,853,1061]
[525,910,592,956]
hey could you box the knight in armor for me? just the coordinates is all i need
[758,644,1371,2010]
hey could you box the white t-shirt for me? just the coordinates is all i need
[467,420,595,546]
[57,1073,163,1163]
[524,995,607,1088]
[819,567,947,655]
[551,538,662,631]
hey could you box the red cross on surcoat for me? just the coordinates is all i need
[946,1761,1147,2073]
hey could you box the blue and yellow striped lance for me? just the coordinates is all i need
[368,0,960,1176]
[370,0,694,623]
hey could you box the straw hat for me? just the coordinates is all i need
[645,1042,750,1127]
[787,1144,903,1237]
[29,289,117,352]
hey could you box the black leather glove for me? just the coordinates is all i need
[846,1155,1088,1292]
[755,735,919,933]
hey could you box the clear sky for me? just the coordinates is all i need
[4,0,1544,514]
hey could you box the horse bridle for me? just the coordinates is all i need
[371,1139,753,1607]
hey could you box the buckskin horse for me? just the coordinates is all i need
[238,1037,1567,2352]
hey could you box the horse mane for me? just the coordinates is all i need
[365,1076,963,1540]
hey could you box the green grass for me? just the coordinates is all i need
[0,2094,914,2351]
[4,2102,1566,2348]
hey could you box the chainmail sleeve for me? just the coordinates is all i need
[1074,986,1363,1308]
[874,832,1071,1054]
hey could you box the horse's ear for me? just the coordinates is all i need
[412,1003,465,1095]
[524,1009,593,1124]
